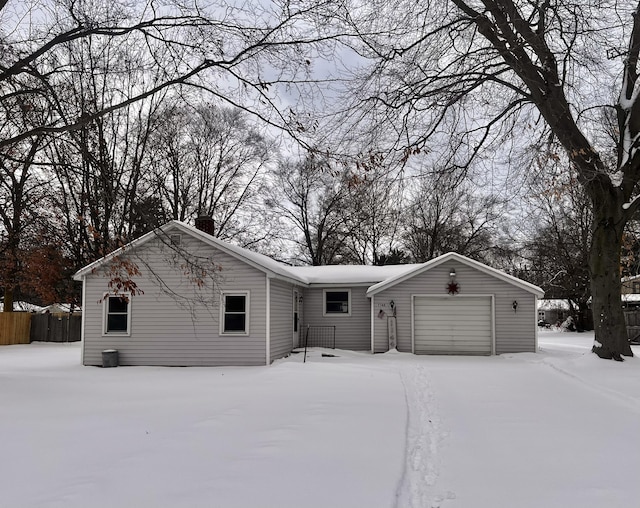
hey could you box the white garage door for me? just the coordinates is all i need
[413,296,493,355]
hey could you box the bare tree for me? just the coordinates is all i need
[402,174,501,263]
[0,0,343,149]
[269,153,350,265]
[323,0,640,359]
[339,170,403,265]
[147,102,273,243]
[523,158,593,329]
[0,135,46,310]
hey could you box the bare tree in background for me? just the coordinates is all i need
[147,103,273,244]
[44,30,163,266]
[339,170,403,265]
[402,174,501,263]
[269,153,350,265]
[0,134,46,311]
[0,0,341,149]
[523,153,593,329]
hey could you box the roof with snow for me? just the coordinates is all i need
[287,264,422,285]
[0,301,43,312]
[38,303,81,314]
[537,299,571,311]
[73,221,544,296]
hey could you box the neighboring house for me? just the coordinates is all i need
[537,299,571,325]
[73,219,544,367]
[621,274,640,308]
[38,303,81,315]
[0,301,43,312]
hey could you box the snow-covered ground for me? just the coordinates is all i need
[0,331,638,508]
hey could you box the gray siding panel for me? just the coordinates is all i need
[373,261,536,354]
[270,279,295,362]
[301,286,371,350]
[82,234,268,366]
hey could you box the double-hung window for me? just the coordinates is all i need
[221,292,249,334]
[103,295,131,335]
[324,290,351,316]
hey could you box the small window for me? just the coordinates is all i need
[221,292,249,334]
[170,234,181,246]
[633,282,640,294]
[324,290,350,316]
[104,295,130,335]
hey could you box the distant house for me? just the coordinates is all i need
[0,301,43,313]
[621,275,640,308]
[73,220,544,367]
[38,303,81,315]
[537,299,571,326]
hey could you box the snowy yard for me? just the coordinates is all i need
[1,331,639,508]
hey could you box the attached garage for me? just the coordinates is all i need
[368,253,544,356]
[413,295,493,355]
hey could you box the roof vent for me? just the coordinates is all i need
[195,215,215,236]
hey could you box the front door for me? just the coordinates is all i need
[293,289,300,348]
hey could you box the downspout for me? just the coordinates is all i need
[534,295,539,353]
[370,294,375,353]
[80,276,86,365]
[266,276,271,366]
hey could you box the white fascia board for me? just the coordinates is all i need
[306,282,374,288]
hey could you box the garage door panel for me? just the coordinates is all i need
[414,296,492,355]
[414,318,491,328]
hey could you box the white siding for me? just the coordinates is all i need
[301,286,371,350]
[373,261,536,354]
[270,279,296,362]
[82,235,268,366]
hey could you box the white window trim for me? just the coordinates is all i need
[102,293,132,336]
[323,288,351,317]
[220,291,250,336]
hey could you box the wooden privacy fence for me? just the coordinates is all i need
[30,314,81,343]
[623,309,640,343]
[0,312,32,345]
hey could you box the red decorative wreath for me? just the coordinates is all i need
[446,281,459,295]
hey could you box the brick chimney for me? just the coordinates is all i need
[194,215,215,236]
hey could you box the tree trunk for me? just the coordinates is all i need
[589,201,634,360]
[3,286,14,312]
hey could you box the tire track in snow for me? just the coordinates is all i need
[394,362,454,508]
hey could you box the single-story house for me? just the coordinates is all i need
[73,219,544,366]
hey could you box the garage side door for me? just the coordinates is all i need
[414,296,493,355]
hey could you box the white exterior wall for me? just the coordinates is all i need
[301,286,371,350]
[372,261,537,354]
[82,235,268,366]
